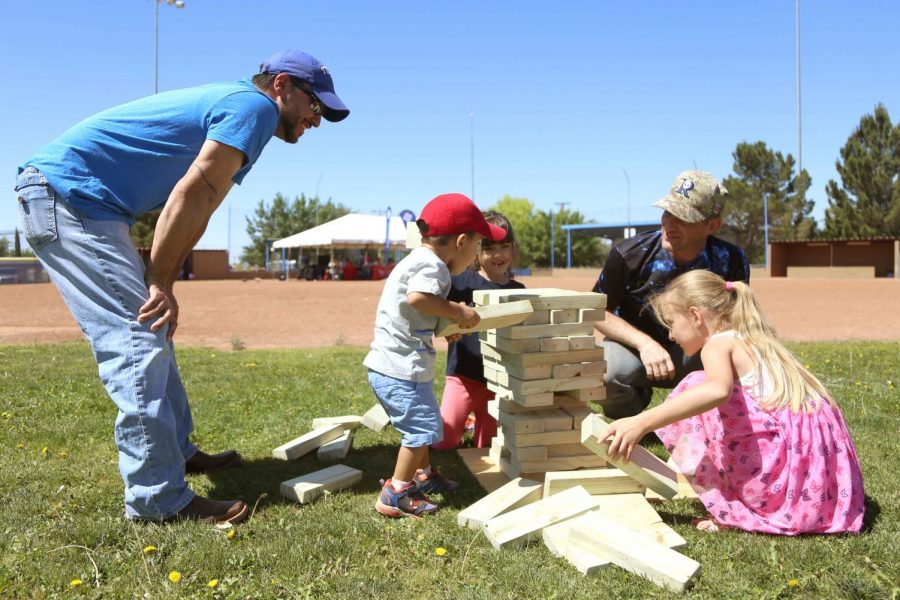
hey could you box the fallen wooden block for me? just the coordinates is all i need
[543,468,644,497]
[361,403,391,432]
[483,485,598,549]
[569,512,700,592]
[273,424,346,461]
[435,300,534,338]
[580,415,678,499]
[311,415,363,431]
[592,493,686,548]
[457,477,542,529]
[280,464,362,504]
[317,430,354,461]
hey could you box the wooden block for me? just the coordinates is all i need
[481,342,604,368]
[316,431,354,461]
[509,445,549,462]
[405,221,422,249]
[550,309,578,324]
[496,396,557,414]
[542,408,575,431]
[562,386,607,402]
[579,308,604,323]
[503,290,607,311]
[481,331,541,353]
[560,404,593,423]
[551,363,582,379]
[361,403,391,432]
[482,365,509,387]
[435,300,534,337]
[581,415,678,499]
[504,428,581,448]
[487,382,555,407]
[645,458,700,501]
[457,447,511,493]
[496,321,595,340]
[311,415,363,431]
[569,512,700,592]
[511,454,606,473]
[496,410,546,434]
[505,373,604,396]
[540,337,570,352]
[522,310,551,325]
[273,424,346,460]
[280,464,362,504]
[543,468,645,497]
[542,519,572,558]
[483,486,598,549]
[457,477,543,529]
[592,494,686,548]
[483,356,552,381]
[580,361,605,376]
[552,393,590,409]
[569,335,598,350]
[546,442,599,457]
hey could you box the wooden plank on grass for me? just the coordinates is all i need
[273,424,346,461]
[435,300,534,338]
[543,468,644,497]
[580,415,678,499]
[280,464,362,504]
[457,477,543,529]
[311,415,363,431]
[483,486,598,549]
[361,403,391,432]
[569,512,700,592]
[317,431,354,461]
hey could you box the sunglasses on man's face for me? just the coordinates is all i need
[289,77,324,117]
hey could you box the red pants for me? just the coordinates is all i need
[432,375,497,450]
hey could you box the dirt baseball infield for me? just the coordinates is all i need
[0,275,895,350]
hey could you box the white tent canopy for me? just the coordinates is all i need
[272,213,409,250]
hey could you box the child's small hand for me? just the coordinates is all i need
[445,333,463,343]
[453,303,480,330]
[600,415,648,463]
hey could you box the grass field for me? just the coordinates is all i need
[1,341,897,598]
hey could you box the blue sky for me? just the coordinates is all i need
[2,1,898,258]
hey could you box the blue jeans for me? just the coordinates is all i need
[15,167,196,519]
[367,369,442,447]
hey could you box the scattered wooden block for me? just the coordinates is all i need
[317,431,354,461]
[273,424,346,461]
[280,464,362,504]
[435,300,534,337]
[361,403,391,432]
[483,486,598,549]
[496,321,595,340]
[481,331,541,353]
[569,512,700,592]
[551,363,582,379]
[569,335,598,350]
[581,415,678,499]
[457,477,543,529]
[543,468,644,497]
[480,343,604,368]
[540,337,570,352]
[311,415,363,431]
[551,308,578,324]
[592,493,685,548]
[458,447,510,493]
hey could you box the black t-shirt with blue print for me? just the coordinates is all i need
[446,269,526,382]
[592,230,749,346]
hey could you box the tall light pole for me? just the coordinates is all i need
[550,202,569,271]
[469,113,475,201]
[622,169,631,237]
[796,0,802,172]
[154,0,185,94]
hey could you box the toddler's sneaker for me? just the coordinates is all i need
[414,467,459,495]
[375,479,438,518]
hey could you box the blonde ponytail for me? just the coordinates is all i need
[650,271,833,413]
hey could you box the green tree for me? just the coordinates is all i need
[241,193,349,266]
[0,236,9,257]
[130,210,161,249]
[539,207,603,269]
[719,141,816,264]
[824,104,900,237]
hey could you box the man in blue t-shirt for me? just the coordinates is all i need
[13,50,349,524]
[592,171,749,419]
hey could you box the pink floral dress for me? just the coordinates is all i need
[656,334,865,535]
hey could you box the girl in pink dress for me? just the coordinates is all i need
[600,270,865,535]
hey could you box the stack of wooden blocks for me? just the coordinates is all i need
[471,288,607,478]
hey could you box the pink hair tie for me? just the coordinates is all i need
[725,281,735,293]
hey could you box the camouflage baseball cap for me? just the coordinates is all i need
[653,170,728,223]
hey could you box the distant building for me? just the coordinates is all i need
[769,237,899,278]
[0,257,49,284]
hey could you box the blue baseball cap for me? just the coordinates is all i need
[259,50,350,122]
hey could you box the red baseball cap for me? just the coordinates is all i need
[417,193,507,241]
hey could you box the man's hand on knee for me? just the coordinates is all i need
[638,340,675,381]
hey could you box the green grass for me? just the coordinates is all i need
[1,341,898,598]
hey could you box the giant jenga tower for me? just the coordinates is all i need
[472,288,608,478]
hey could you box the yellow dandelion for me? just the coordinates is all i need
[57,451,69,459]
[787,578,799,587]
[143,545,157,554]
[227,529,236,539]
[167,571,182,583]
[435,547,447,556]
[211,353,217,358]
[16,443,24,449]
[1,411,9,418]
[244,362,257,368]
[804,364,811,369]
[41,446,49,455]
[70,579,83,587]
[207,579,219,588]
